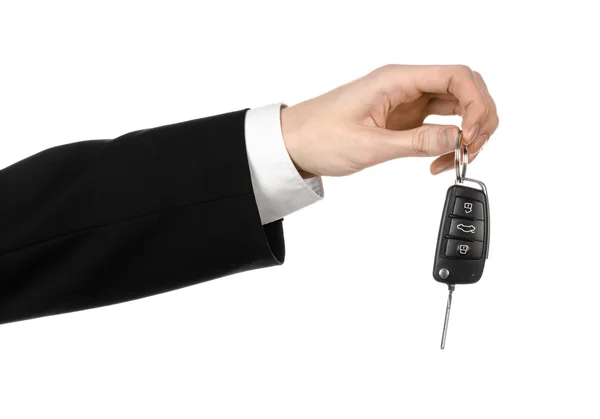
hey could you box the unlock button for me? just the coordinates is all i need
[449,218,484,241]
[445,239,484,259]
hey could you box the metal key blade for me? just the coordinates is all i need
[440,284,455,350]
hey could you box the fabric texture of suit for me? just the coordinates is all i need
[0,109,285,325]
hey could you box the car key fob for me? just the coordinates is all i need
[432,182,490,285]
[433,130,491,349]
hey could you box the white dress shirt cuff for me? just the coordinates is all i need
[245,103,324,225]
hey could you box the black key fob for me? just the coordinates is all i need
[432,182,490,285]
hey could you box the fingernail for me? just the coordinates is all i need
[474,134,489,154]
[466,125,479,144]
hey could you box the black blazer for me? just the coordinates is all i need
[0,109,285,325]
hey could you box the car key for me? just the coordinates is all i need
[432,130,490,349]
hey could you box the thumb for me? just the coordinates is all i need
[384,124,460,159]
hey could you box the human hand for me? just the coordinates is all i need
[281,64,499,177]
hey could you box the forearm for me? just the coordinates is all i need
[0,109,284,325]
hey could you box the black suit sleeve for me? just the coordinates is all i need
[0,108,285,325]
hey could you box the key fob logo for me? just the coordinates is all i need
[463,202,473,214]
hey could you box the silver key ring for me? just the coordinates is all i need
[454,130,468,183]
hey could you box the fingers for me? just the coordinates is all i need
[420,71,498,175]
[380,124,461,160]
[429,133,484,175]
[430,151,453,175]
[374,64,488,144]
[467,71,499,156]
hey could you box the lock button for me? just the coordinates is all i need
[453,197,484,220]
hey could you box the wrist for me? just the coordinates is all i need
[280,105,314,179]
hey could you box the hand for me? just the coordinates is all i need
[281,64,499,177]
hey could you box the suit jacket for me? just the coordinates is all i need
[0,109,285,325]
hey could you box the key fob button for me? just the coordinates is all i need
[448,218,484,241]
[453,198,484,220]
[444,239,484,259]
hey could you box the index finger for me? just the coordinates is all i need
[376,65,489,144]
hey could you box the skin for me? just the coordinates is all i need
[281,64,499,178]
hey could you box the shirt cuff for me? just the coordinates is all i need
[244,103,324,225]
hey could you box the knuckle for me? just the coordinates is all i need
[380,63,398,72]
[412,129,430,156]
[353,135,378,167]
[371,64,393,77]
[492,115,500,130]
[358,146,378,167]
[482,102,490,117]
[362,151,378,167]
[455,64,473,75]
[472,97,488,116]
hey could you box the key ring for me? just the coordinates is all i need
[454,130,468,184]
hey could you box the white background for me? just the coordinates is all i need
[1,1,599,418]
